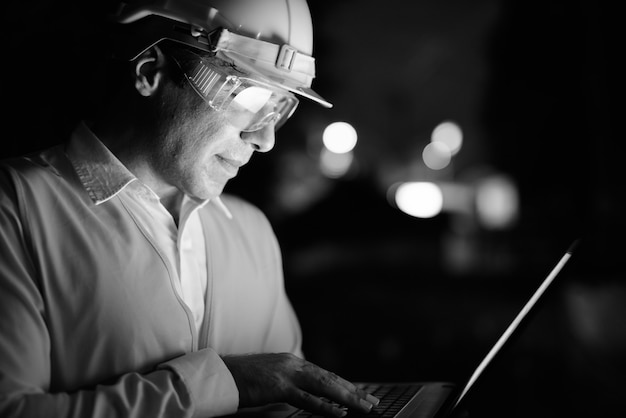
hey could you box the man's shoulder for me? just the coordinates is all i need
[219,194,271,224]
[201,194,275,236]
[219,194,260,213]
[0,145,69,180]
[0,144,82,205]
[201,194,282,261]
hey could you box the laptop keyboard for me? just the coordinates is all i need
[290,383,423,418]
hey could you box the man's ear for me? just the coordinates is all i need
[133,46,165,97]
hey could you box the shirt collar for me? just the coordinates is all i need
[66,122,232,219]
[67,122,136,205]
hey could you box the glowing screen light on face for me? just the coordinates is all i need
[394,182,443,218]
[232,86,273,113]
[322,122,358,154]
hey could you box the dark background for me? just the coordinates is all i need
[2,1,624,417]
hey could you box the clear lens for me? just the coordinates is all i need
[176,52,298,132]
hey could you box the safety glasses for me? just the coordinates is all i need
[171,50,299,132]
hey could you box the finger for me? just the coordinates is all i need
[330,374,380,406]
[302,369,377,413]
[291,389,347,418]
[326,375,380,408]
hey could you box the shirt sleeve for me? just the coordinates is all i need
[0,169,238,418]
[159,349,239,416]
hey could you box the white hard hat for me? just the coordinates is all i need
[113,0,332,108]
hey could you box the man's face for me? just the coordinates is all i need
[147,64,277,200]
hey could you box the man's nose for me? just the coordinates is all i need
[241,125,275,153]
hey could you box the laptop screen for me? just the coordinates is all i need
[452,239,580,411]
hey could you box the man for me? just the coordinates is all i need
[0,0,378,417]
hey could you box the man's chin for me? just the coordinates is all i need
[187,182,226,201]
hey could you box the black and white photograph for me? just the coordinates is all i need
[1,1,622,417]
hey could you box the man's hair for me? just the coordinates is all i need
[157,41,203,87]
[96,40,197,103]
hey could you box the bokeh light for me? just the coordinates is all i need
[431,121,463,155]
[394,182,443,218]
[422,141,452,170]
[475,174,519,229]
[322,122,358,154]
[320,148,354,178]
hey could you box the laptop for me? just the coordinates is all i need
[227,239,580,418]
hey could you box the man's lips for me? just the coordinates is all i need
[216,155,246,175]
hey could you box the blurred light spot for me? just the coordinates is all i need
[475,175,519,229]
[320,148,354,178]
[395,182,443,218]
[440,182,473,214]
[322,122,358,154]
[431,121,463,155]
[422,141,452,170]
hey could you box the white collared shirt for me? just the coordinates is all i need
[0,121,303,417]
[124,184,209,332]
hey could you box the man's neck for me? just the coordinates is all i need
[158,190,184,226]
[91,121,184,226]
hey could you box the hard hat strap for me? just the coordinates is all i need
[210,28,316,79]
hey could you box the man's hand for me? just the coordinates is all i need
[222,353,380,417]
